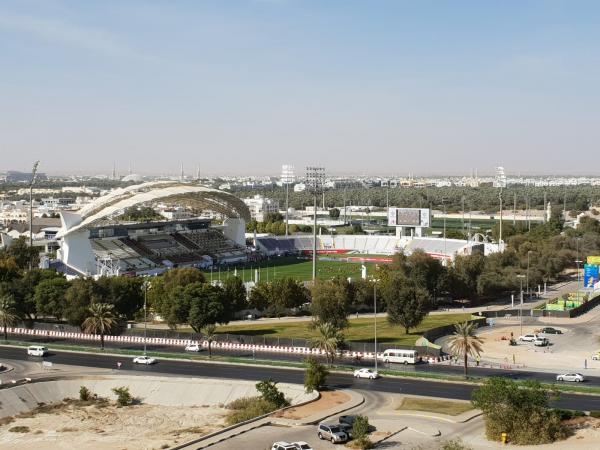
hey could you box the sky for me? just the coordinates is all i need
[1,0,599,176]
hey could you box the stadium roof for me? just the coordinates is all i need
[57,182,251,238]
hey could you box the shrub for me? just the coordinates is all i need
[590,411,600,418]
[225,397,277,425]
[79,386,92,401]
[349,436,373,449]
[255,379,289,409]
[553,409,585,421]
[352,415,370,440]
[226,396,260,411]
[9,426,30,433]
[304,356,329,393]
[441,439,473,450]
[111,386,133,407]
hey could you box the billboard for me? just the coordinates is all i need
[587,256,600,265]
[584,264,599,288]
[388,208,430,227]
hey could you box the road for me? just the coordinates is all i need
[1,346,599,411]
[8,332,600,387]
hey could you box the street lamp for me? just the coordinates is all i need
[526,250,533,300]
[29,161,40,271]
[373,280,378,373]
[142,279,149,356]
[517,274,526,335]
[306,166,325,281]
[576,237,583,292]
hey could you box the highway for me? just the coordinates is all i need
[1,346,599,411]
[7,332,600,387]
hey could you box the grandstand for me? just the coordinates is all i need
[255,234,488,262]
[55,182,251,277]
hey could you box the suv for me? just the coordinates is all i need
[540,327,562,335]
[271,442,297,450]
[317,423,348,443]
[518,334,538,342]
[533,337,549,347]
[27,346,48,357]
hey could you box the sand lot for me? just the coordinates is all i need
[0,400,226,450]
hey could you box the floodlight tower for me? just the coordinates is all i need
[281,165,295,236]
[29,161,40,271]
[306,166,325,281]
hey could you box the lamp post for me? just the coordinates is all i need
[374,280,378,373]
[576,237,582,292]
[517,274,525,335]
[306,166,325,281]
[526,250,532,300]
[142,279,149,356]
[29,161,40,271]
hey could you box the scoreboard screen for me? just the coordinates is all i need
[388,208,430,227]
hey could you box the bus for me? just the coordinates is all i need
[381,349,420,364]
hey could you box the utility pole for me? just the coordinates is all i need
[29,161,40,271]
[517,275,525,335]
[306,166,325,281]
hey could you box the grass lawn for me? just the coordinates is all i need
[215,313,470,346]
[396,397,474,416]
[201,256,377,282]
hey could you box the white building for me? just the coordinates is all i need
[243,195,280,222]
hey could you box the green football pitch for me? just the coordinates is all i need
[201,256,380,282]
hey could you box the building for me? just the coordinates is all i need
[243,195,280,222]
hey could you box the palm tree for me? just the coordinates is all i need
[0,294,18,342]
[310,322,345,366]
[82,303,118,349]
[201,324,217,358]
[447,321,484,378]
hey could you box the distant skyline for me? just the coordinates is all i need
[1,1,599,175]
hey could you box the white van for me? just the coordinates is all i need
[382,349,419,364]
[27,346,48,357]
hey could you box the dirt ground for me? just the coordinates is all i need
[0,399,227,450]
[276,390,350,420]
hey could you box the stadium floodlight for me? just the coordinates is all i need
[306,166,325,281]
[29,161,40,271]
[281,165,295,236]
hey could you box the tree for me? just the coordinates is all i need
[0,292,18,341]
[447,321,484,377]
[64,278,97,326]
[248,281,272,311]
[5,236,39,270]
[255,379,289,408]
[310,278,351,329]
[147,268,205,314]
[269,277,309,317]
[383,275,430,334]
[82,302,118,349]
[12,269,62,322]
[310,322,345,366]
[472,378,567,444]
[0,257,20,283]
[222,276,247,313]
[187,283,226,332]
[34,276,70,319]
[304,356,329,393]
[329,208,340,219]
[201,323,217,357]
[95,276,144,320]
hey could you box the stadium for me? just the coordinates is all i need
[55,182,250,276]
[53,182,500,278]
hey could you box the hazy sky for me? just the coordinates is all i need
[1,0,599,176]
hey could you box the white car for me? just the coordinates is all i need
[353,368,379,379]
[518,334,538,342]
[271,442,297,450]
[27,346,48,357]
[292,442,314,450]
[592,353,600,361]
[133,355,156,365]
[556,373,585,383]
[533,337,549,347]
[184,343,202,352]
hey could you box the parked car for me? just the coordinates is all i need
[533,337,549,347]
[27,346,48,357]
[271,442,297,450]
[133,355,156,365]
[556,373,585,382]
[539,327,562,335]
[317,423,348,443]
[292,442,314,450]
[338,423,354,439]
[184,343,202,352]
[592,353,600,361]
[353,368,379,379]
[339,415,357,426]
[518,334,538,342]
